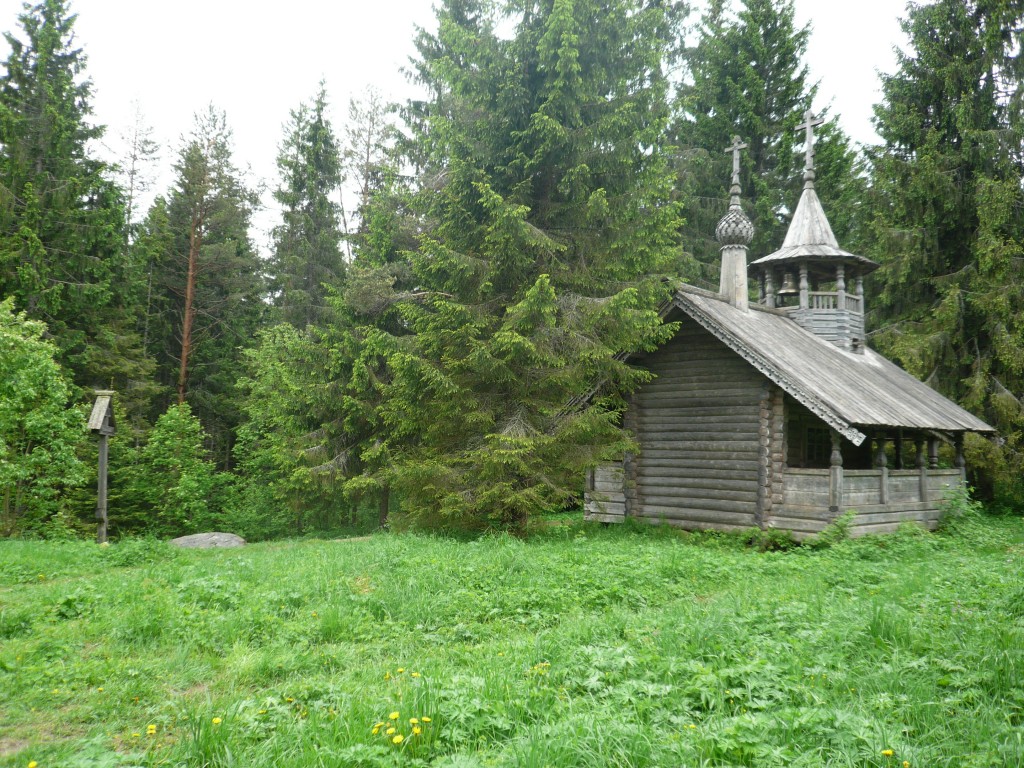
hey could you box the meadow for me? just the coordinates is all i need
[1,513,1023,768]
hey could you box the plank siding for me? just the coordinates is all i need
[632,320,763,530]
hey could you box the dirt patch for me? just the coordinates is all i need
[0,738,30,758]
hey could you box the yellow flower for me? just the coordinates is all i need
[903,763,910,768]
[389,711,400,720]
[411,672,421,678]
[28,762,38,768]
[212,717,222,725]
[392,734,404,744]
[146,724,157,735]
[373,722,385,729]
[372,727,380,735]
[97,687,103,692]
[412,726,422,735]
[409,718,419,725]
[396,667,405,673]
[882,749,894,757]
[285,697,295,703]
[131,733,140,738]
[421,716,432,723]
[386,727,396,735]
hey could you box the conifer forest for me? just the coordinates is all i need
[2,0,1024,541]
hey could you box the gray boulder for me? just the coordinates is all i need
[170,532,246,549]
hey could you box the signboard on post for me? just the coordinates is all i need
[88,390,116,543]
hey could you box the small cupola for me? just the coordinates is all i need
[749,110,879,351]
[716,136,755,311]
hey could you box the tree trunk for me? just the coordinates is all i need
[177,216,202,404]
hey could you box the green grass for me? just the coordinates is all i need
[2,517,1023,767]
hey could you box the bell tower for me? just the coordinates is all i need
[749,110,879,352]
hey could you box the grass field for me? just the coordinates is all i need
[1,514,1023,767]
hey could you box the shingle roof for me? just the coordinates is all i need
[749,186,879,273]
[671,287,994,445]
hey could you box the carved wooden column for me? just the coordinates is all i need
[875,436,889,504]
[765,271,776,308]
[915,437,927,501]
[894,428,904,469]
[829,430,843,517]
[954,434,966,484]
[799,263,809,310]
[928,438,940,470]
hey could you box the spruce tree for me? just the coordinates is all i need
[0,0,152,401]
[673,0,860,274]
[270,84,345,329]
[866,0,1024,503]
[351,0,684,530]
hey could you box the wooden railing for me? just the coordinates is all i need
[806,292,863,313]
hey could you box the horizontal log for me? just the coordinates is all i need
[639,494,756,513]
[585,500,625,516]
[637,476,756,494]
[636,380,763,394]
[637,463,762,479]
[634,430,757,442]
[773,506,829,521]
[633,404,762,418]
[765,516,829,533]
[849,522,932,537]
[585,511,626,524]
[593,479,625,493]
[852,509,939,526]
[639,439,758,452]
[633,411,764,425]
[635,505,755,526]
[635,394,761,408]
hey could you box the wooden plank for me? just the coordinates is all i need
[636,465,761,482]
[585,511,626,523]
[637,430,760,442]
[638,475,756,494]
[584,500,625,517]
[766,516,829,533]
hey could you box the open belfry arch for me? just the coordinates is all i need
[585,112,994,537]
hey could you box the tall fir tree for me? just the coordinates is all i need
[145,107,263,465]
[270,84,345,329]
[866,0,1024,504]
[340,0,686,530]
[0,0,153,402]
[673,0,861,278]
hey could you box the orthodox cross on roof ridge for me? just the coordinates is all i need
[723,135,748,207]
[796,109,825,188]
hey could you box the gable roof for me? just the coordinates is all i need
[669,286,993,446]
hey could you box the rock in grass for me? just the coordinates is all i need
[170,532,246,549]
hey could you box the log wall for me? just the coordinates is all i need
[629,320,765,531]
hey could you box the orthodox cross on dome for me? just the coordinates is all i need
[723,135,748,206]
[796,109,825,187]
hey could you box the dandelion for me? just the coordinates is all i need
[384,672,392,680]
[412,726,422,735]
[212,717,222,725]
[146,724,157,736]
[392,734,404,744]
[411,672,422,678]
[389,711,400,720]
[131,733,140,739]
[882,749,894,757]
[903,763,910,768]
[97,687,103,692]
[421,716,432,723]
[285,697,295,703]
[372,726,380,735]
[28,762,38,768]
[373,722,385,729]
[386,727,396,735]
[396,668,405,673]
[409,718,419,725]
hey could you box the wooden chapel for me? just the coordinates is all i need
[584,113,994,538]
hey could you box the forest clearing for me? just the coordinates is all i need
[2,513,1022,767]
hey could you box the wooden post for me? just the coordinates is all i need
[765,270,775,308]
[916,437,927,501]
[828,429,843,517]
[954,434,966,484]
[96,433,109,544]
[799,263,809,310]
[928,438,940,470]
[895,428,904,469]
[88,390,116,544]
[875,436,889,505]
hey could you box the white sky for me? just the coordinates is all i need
[0,0,907,253]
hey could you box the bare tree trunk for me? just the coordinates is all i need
[177,216,202,404]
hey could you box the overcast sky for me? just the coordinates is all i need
[0,0,907,252]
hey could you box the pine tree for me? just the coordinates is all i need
[0,0,152,401]
[349,0,685,530]
[270,84,345,328]
[866,0,1024,504]
[673,0,860,275]
[147,108,264,464]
